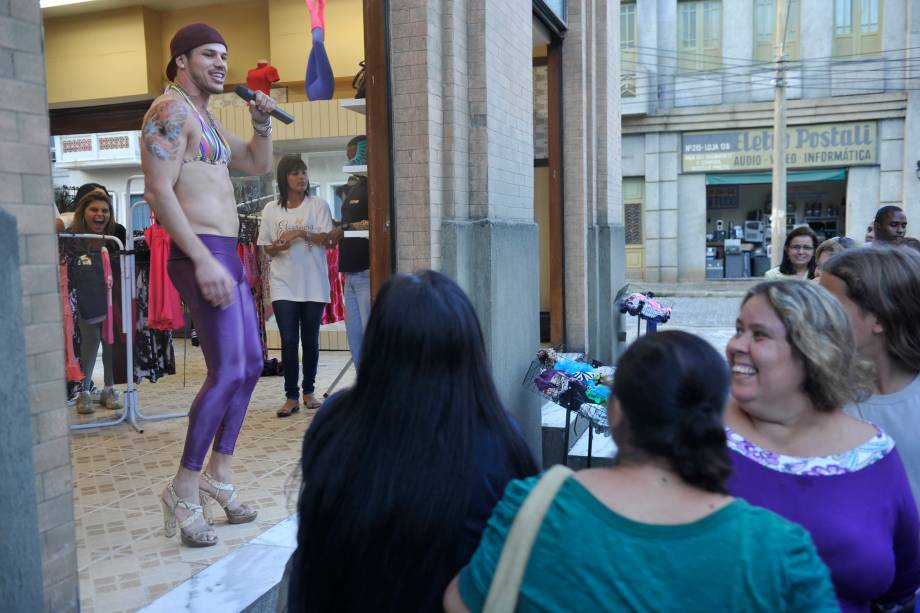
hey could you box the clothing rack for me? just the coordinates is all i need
[60,230,142,432]
[76,175,189,433]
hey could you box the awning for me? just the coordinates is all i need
[706,168,847,185]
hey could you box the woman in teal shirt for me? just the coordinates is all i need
[445,331,837,613]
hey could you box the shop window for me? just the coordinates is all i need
[753,0,800,62]
[620,2,637,71]
[833,0,881,57]
[678,1,722,72]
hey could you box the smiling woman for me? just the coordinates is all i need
[763,226,819,280]
[62,187,127,415]
[724,280,920,613]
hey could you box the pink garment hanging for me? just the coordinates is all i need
[59,262,84,382]
[144,224,185,330]
[101,247,115,344]
[322,245,345,324]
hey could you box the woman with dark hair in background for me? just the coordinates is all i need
[763,225,819,280]
[258,154,332,417]
[820,247,920,507]
[289,271,537,613]
[446,330,837,613]
[725,280,920,613]
[62,187,126,414]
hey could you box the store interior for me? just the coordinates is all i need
[705,174,847,278]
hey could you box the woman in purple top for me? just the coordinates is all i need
[724,280,920,613]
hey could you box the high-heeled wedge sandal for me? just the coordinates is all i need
[199,472,258,525]
[160,483,218,547]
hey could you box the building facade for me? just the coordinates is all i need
[621,0,920,281]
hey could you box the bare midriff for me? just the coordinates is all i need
[173,159,238,238]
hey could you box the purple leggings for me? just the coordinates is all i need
[168,235,263,471]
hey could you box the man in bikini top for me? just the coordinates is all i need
[141,22,276,307]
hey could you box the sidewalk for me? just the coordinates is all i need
[624,278,760,298]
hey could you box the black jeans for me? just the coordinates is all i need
[273,300,325,399]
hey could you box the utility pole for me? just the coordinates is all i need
[771,0,788,266]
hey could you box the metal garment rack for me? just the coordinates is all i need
[62,231,136,432]
[120,174,189,431]
[67,175,189,433]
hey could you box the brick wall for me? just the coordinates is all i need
[0,1,79,611]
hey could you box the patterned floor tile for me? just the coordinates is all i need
[71,344,353,612]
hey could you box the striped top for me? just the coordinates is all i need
[167,83,232,166]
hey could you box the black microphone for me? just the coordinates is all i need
[234,85,295,124]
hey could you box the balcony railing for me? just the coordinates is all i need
[54,131,141,168]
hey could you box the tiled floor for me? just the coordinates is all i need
[69,340,354,613]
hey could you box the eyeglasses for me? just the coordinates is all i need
[789,245,814,252]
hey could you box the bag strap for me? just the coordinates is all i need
[483,464,574,613]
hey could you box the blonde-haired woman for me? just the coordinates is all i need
[820,246,920,508]
[725,280,920,613]
[812,236,855,279]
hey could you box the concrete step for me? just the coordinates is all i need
[540,400,588,469]
[566,427,617,470]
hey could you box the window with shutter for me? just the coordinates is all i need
[753,0,800,62]
[620,2,637,70]
[678,1,722,72]
[834,0,881,56]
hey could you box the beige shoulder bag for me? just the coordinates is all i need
[482,464,574,613]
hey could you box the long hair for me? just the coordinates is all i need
[823,246,920,374]
[292,271,536,612]
[275,154,308,210]
[67,188,117,252]
[743,280,873,411]
[778,225,818,277]
[612,330,732,494]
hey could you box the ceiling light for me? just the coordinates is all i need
[40,0,97,8]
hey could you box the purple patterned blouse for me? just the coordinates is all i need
[726,426,920,613]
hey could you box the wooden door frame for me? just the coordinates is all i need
[364,0,395,297]
[546,39,565,347]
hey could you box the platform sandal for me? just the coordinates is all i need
[199,472,258,525]
[160,482,218,547]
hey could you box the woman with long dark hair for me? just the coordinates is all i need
[764,225,818,280]
[258,154,332,417]
[289,271,537,612]
[446,331,836,612]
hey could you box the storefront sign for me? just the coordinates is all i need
[682,122,877,173]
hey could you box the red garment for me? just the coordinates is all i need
[246,62,280,95]
[60,263,84,382]
[322,246,346,324]
[144,224,185,330]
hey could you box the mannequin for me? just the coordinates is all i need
[246,59,280,96]
[305,0,334,100]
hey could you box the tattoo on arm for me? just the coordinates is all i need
[143,100,188,161]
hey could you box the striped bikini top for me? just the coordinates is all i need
[167,83,232,166]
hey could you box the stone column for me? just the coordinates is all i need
[563,0,626,360]
[391,0,541,455]
[0,1,79,610]
[678,173,707,280]
[846,166,881,240]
